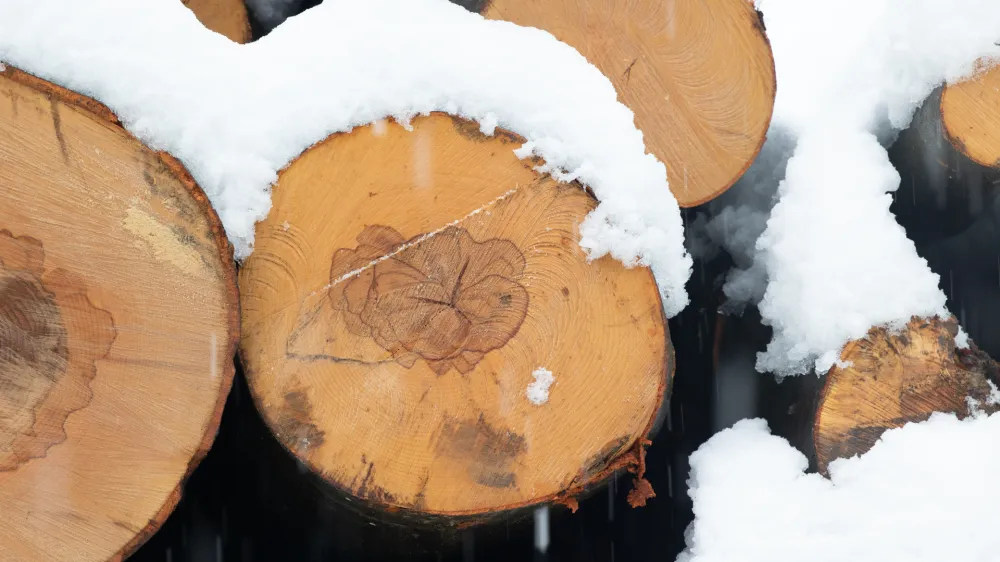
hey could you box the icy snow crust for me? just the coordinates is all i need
[679,415,1000,562]
[0,0,691,316]
[747,0,1000,375]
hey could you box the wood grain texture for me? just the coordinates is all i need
[814,316,999,474]
[182,0,252,43]
[239,114,671,522]
[942,60,1000,169]
[0,68,238,562]
[477,0,776,207]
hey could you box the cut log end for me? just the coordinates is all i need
[814,316,999,474]
[239,114,672,523]
[475,0,775,207]
[0,68,238,561]
[941,61,1000,169]
[181,0,252,43]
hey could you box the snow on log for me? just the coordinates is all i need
[813,316,999,474]
[182,0,251,43]
[0,68,238,561]
[238,114,672,524]
[942,61,1000,169]
[469,0,776,207]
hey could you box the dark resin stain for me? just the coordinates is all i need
[275,390,326,453]
[0,230,115,471]
[0,272,68,387]
[438,414,526,489]
[580,436,631,479]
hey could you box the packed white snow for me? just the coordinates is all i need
[679,415,1000,562]
[526,367,555,406]
[0,0,691,316]
[956,326,971,349]
[740,0,1000,375]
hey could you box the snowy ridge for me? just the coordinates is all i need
[680,415,1000,561]
[0,0,691,316]
[749,0,1000,375]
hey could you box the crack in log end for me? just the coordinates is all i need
[354,461,401,506]
[449,115,521,145]
[112,519,139,533]
[2,67,120,127]
[275,390,326,454]
[448,0,493,15]
[410,473,431,510]
[0,87,27,118]
[438,414,527,489]
[0,230,115,471]
[48,98,69,164]
[621,58,638,86]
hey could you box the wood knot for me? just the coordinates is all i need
[327,224,529,376]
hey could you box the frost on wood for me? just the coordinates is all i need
[678,415,1000,562]
[526,367,554,406]
[700,0,1000,376]
[0,0,691,316]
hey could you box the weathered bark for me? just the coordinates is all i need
[942,61,1000,169]
[0,67,238,561]
[238,113,672,526]
[461,0,776,207]
[813,316,1000,474]
[181,0,252,43]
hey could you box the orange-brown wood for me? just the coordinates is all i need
[814,316,999,474]
[239,114,671,520]
[0,68,238,561]
[182,0,252,43]
[942,60,1000,168]
[475,0,776,207]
